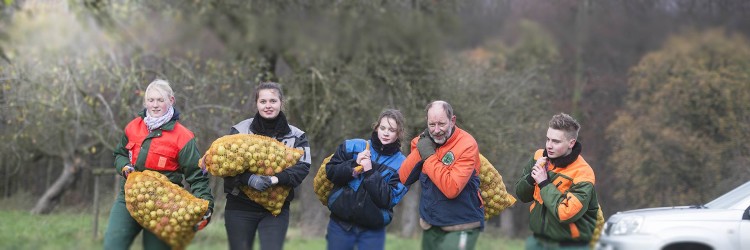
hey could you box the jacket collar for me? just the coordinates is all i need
[543,141,582,169]
[139,108,180,131]
[250,111,291,137]
[370,131,400,156]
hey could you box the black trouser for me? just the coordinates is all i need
[225,208,290,250]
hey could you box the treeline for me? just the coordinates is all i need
[1,0,749,238]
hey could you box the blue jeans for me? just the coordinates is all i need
[225,208,290,250]
[326,219,386,250]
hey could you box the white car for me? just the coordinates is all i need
[596,181,750,250]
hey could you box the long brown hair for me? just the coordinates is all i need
[372,109,406,142]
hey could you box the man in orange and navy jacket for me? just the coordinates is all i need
[515,113,599,250]
[400,100,484,250]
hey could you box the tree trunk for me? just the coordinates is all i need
[571,0,590,117]
[30,156,80,214]
[398,182,421,238]
[297,166,328,238]
[500,208,514,237]
[3,163,9,198]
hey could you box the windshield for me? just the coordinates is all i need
[705,181,750,209]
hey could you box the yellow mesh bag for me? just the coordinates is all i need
[313,155,335,205]
[124,170,209,250]
[478,154,517,220]
[200,134,302,216]
[313,142,369,206]
[239,185,291,216]
[590,206,605,248]
[201,134,303,177]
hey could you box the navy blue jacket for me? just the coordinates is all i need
[419,171,483,228]
[325,133,407,229]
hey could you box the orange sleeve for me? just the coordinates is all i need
[558,193,584,221]
[399,137,422,184]
[422,142,479,199]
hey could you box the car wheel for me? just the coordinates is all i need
[662,243,712,250]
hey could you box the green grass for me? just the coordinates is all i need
[189,225,522,250]
[0,210,101,250]
[0,192,523,249]
[0,209,523,250]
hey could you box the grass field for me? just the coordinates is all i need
[0,209,524,250]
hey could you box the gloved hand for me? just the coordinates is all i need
[240,173,272,191]
[193,209,212,231]
[121,164,135,179]
[416,131,437,161]
[199,156,208,175]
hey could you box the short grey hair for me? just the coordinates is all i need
[425,100,454,118]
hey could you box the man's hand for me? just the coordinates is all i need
[193,209,212,231]
[240,173,272,191]
[121,164,135,179]
[416,132,436,161]
[530,157,549,185]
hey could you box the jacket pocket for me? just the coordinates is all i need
[552,175,573,194]
[146,145,179,171]
[125,142,137,164]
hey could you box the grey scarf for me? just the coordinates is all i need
[144,106,174,131]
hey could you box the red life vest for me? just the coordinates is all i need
[123,117,194,171]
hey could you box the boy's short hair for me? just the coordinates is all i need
[549,113,580,140]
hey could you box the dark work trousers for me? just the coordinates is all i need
[103,191,170,250]
[524,236,590,250]
[225,208,290,250]
[422,226,481,250]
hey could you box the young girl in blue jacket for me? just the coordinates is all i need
[324,109,408,250]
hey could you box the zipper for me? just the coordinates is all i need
[540,202,547,235]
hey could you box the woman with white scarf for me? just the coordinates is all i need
[104,79,214,250]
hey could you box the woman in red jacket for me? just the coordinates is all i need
[104,79,214,250]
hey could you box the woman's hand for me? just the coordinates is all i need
[361,158,372,172]
[356,149,373,172]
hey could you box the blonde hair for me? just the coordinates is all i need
[143,79,175,106]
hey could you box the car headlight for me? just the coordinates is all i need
[610,215,643,235]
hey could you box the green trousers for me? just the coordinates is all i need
[103,191,170,250]
[524,236,590,250]
[421,227,481,250]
